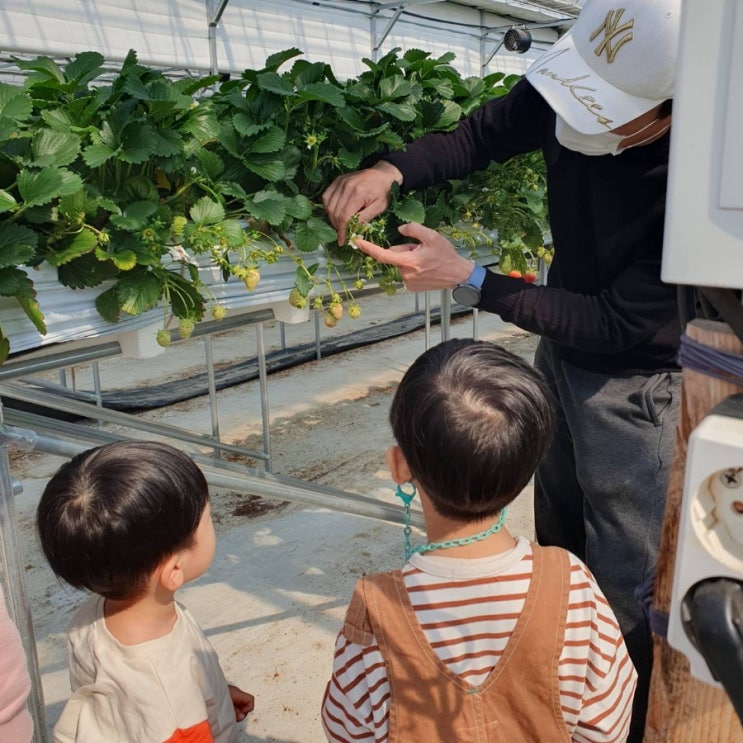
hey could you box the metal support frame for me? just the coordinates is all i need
[369,0,576,65]
[371,1,447,56]
[207,0,231,75]
[0,308,278,466]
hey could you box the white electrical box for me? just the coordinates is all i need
[662,0,743,288]
[667,407,743,685]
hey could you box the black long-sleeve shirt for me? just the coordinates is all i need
[384,79,681,374]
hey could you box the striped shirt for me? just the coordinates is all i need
[322,537,637,742]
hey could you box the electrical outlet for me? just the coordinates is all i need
[667,398,743,685]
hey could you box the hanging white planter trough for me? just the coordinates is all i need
[0,258,309,361]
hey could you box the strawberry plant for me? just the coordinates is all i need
[0,47,549,362]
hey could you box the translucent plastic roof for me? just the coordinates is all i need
[375,0,581,27]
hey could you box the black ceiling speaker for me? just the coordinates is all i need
[504,27,532,53]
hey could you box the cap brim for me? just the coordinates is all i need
[525,33,666,134]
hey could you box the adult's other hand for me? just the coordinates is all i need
[322,161,403,244]
[353,223,473,293]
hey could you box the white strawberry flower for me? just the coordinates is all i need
[168,245,198,265]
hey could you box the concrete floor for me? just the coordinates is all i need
[5,289,538,742]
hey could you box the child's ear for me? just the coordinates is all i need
[158,553,185,592]
[386,445,413,484]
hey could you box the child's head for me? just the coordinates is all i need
[37,441,212,601]
[389,338,554,521]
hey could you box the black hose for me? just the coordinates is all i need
[4,306,475,416]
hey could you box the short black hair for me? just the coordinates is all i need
[37,441,209,600]
[389,338,554,521]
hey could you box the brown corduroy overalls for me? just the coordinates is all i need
[342,544,572,742]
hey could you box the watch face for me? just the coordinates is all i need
[452,284,480,307]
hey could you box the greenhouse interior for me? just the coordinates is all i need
[2,0,743,741]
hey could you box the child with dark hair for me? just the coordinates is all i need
[37,440,254,743]
[322,338,637,742]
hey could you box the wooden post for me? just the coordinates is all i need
[645,320,743,742]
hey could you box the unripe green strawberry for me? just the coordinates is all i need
[354,279,364,290]
[156,329,171,348]
[171,215,188,236]
[311,296,324,311]
[289,288,306,309]
[178,318,195,339]
[243,268,260,291]
[323,310,338,328]
[211,305,227,320]
[330,302,343,320]
[348,303,361,319]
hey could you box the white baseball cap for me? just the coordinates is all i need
[525,0,682,134]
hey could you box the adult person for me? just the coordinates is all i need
[322,1,683,740]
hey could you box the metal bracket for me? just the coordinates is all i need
[206,0,231,75]
[0,423,37,454]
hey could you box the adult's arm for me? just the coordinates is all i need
[476,201,676,355]
[323,79,546,243]
[383,78,548,191]
[356,199,676,357]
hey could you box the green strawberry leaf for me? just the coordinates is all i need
[45,227,98,266]
[17,168,83,207]
[95,285,122,322]
[0,190,17,214]
[0,224,38,267]
[392,198,426,224]
[295,218,337,252]
[190,197,225,226]
[116,270,162,315]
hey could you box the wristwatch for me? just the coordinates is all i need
[452,264,486,307]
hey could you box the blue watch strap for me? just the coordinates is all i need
[467,263,487,289]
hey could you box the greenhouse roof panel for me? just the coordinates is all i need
[375,0,581,24]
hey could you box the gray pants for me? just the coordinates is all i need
[534,338,681,743]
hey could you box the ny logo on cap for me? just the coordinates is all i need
[590,8,634,64]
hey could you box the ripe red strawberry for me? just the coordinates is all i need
[507,270,522,279]
[524,272,537,283]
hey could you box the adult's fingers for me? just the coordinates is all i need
[321,176,361,242]
[322,175,388,243]
[353,238,416,265]
[397,222,440,243]
[323,163,402,243]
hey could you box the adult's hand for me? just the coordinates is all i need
[322,161,403,244]
[353,223,474,293]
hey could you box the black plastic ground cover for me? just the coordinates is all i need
[4,306,473,416]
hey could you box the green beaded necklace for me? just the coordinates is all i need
[395,483,508,562]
